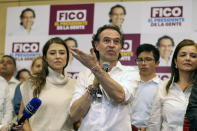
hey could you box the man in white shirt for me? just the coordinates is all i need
[0,55,20,99]
[156,35,174,66]
[0,55,20,122]
[69,24,139,131]
[0,76,13,129]
[131,44,161,131]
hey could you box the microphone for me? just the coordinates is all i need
[102,62,110,72]
[17,97,42,125]
[96,62,110,97]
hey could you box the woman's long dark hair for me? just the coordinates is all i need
[31,37,69,97]
[166,39,197,93]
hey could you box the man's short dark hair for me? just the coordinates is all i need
[92,24,124,60]
[156,35,175,47]
[64,37,78,48]
[3,55,16,67]
[109,4,126,23]
[20,8,36,25]
[15,68,31,80]
[136,44,160,62]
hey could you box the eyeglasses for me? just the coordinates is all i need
[135,57,155,64]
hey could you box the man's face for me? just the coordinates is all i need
[158,38,173,59]
[110,7,125,28]
[21,11,34,29]
[95,29,122,62]
[19,71,30,82]
[66,40,77,50]
[0,57,16,77]
[137,51,159,76]
[66,40,77,62]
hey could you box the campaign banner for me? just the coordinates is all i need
[120,34,140,66]
[49,4,94,35]
[140,0,192,33]
[5,0,195,79]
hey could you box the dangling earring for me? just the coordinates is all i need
[175,64,178,68]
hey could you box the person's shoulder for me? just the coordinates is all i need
[0,76,8,93]
[67,77,77,84]
[118,62,138,71]
[117,64,140,80]
[78,69,92,77]
[157,79,170,95]
[20,78,33,90]
[121,65,137,71]
[0,76,8,85]
[120,65,139,74]
[159,79,170,87]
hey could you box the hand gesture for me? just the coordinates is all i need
[71,47,99,69]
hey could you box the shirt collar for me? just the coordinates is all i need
[20,25,35,32]
[8,76,19,84]
[139,75,161,84]
[47,67,68,85]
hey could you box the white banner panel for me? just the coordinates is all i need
[5,0,196,79]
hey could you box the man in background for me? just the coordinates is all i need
[156,35,174,66]
[15,68,31,82]
[131,44,161,131]
[65,37,78,64]
[109,4,126,31]
[0,55,19,99]
[0,74,13,129]
[0,55,19,120]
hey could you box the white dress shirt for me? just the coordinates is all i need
[0,76,14,129]
[8,77,20,100]
[70,62,139,131]
[9,25,38,36]
[147,79,191,131]
[131,76,161,127]
[159,56,172,67]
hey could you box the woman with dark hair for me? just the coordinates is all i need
[15,69,31,82]
[146,39,197,131]
[18,37,76,131]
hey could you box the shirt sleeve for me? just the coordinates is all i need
[147,80,167,131]
[120,70,139,103]
[69,70,91,109]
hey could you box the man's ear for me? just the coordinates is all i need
[94,41,99,51]
[155,60,160,68]
[109,14,112,21]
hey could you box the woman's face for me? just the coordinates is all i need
[31,58,42,74]
[175,45,197,72]
[45,43,67,73]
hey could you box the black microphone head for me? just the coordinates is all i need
[102,62,110,72]
[23,97,42,118]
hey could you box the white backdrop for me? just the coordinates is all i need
[5,0,197,79]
